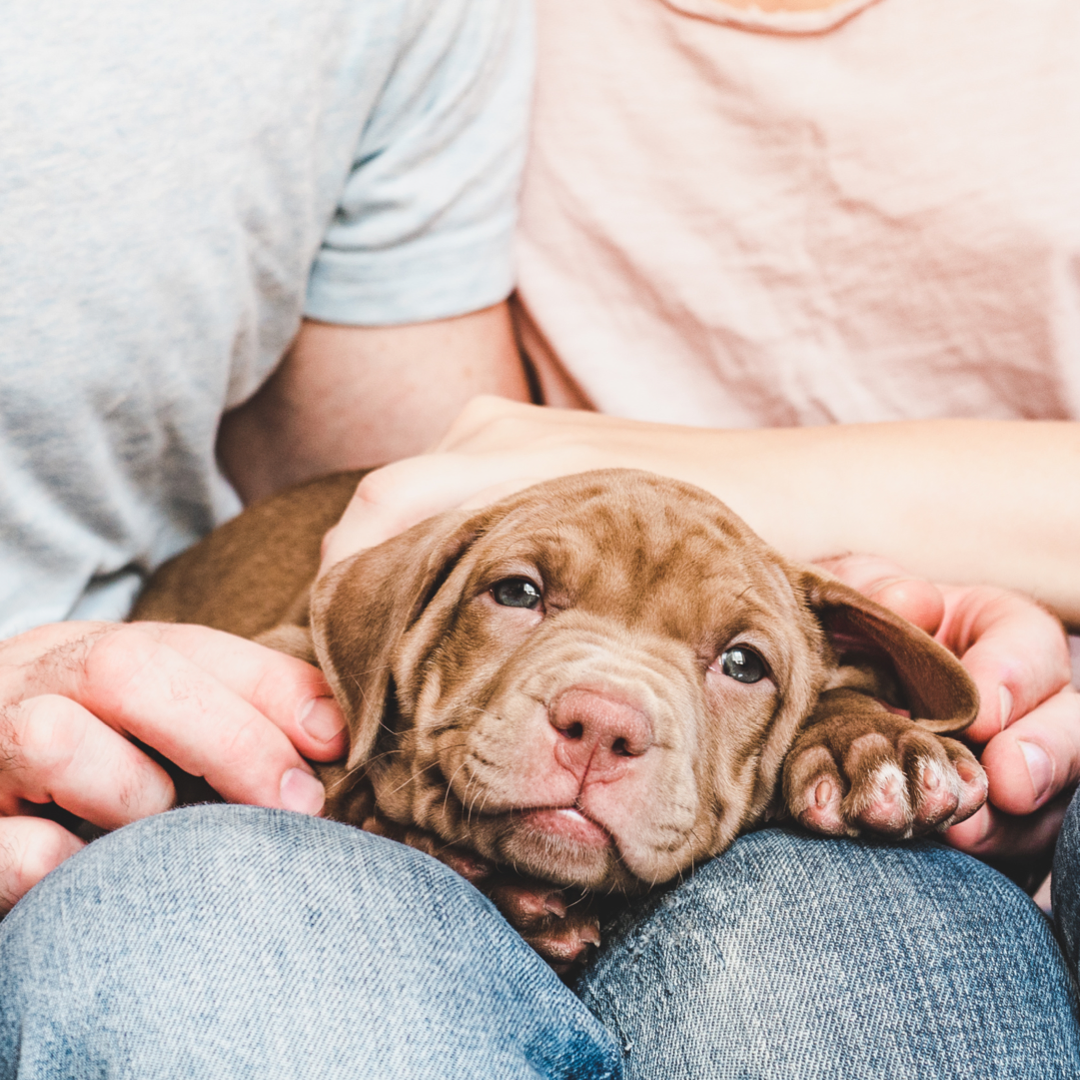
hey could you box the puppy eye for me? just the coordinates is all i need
[719,646,767,683]
[491,578,542,609]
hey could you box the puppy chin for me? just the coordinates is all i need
[495,808,627,890]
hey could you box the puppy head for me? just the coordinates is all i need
[311,470,975,893]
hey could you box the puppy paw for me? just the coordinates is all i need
[783,696,987,840]
[487,878,601,975]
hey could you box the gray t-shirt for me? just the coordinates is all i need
[0,0,532,638]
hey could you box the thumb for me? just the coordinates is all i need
[814,554,945,635]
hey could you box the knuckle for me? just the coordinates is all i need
[82,625,156,689]
[0,696,85,776]
[88,628,211,720]
[457,393,513,430]
[445,395,531,450]
[219,711,277,772]
[114,758,175,819]
[257,658,325,711]
[14,700,63,769]
[350,463,415,520]
[0,703,22,770]
[20,623,111,694]
[0,821,79,912]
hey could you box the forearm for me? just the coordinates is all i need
[709,420,1079,625]
[430,403,1080,627]
[217,303,530,504]
[632,419,1080,627]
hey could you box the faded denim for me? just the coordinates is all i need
[3,803,1080,1078]
[0,808,618,1080]
[579,829,1080,1078]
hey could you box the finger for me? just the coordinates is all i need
[21,626,325,815]
[937,585,1072,743]
[0,816,85,914]
[974,689,1080,815]
[319,453,539,573]
[133,623,346,761]
[813,554,945,635]
[945,790,1070,863]
[0,695,175,826]
[4,621,344,764]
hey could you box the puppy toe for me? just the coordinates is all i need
[783,744,848,836]
[437,848,495,884]
[897,728,961,829]
[840,733,914,837]
[488,880,570,930]
[945,741,989,824]
[522,913,601,974]
[910,757,961,826]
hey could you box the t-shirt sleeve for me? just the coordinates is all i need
[304,0,533,326]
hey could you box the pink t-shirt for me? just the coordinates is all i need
[515,0,1080,426]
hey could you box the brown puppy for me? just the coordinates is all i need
[135,469,986,970]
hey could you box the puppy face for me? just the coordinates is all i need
[311,470,971,894]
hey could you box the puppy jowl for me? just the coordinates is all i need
[136,469,985,973]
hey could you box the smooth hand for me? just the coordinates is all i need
[0,621,346,912]
[819,555,1080,880]
[320,396,675,568]
[319,395,1080,881]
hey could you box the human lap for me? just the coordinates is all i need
[2,0,1080,1071]
[0,620,344,911]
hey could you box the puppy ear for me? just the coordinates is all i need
[309,509,479,771]
[799,570,979,734]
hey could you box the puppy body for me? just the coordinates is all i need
[135,469,985,967]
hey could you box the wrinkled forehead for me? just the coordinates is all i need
[469,474,804,633]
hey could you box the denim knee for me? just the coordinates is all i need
[579,827,1080,1080]
[1053,789,1080,975]
[0,805,620,1080]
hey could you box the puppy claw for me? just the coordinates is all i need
[844,761,913,837]
[359,812,495,883]
[794,775,847,836]
[911,760,960,826]
[950,757,989,825]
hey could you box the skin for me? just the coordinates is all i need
[322,395,1080,873]
[716,0,852,11]
[0,306,527,913]
[218,305,527,503]
[4,302,1075,907]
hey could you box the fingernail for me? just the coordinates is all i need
[998,685,1014,732]
[298,697,345,745]
[280,768,326,815]
[1018,741,1053,803]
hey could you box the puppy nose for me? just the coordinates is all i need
[550,689,653,776]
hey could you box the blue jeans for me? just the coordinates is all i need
[1,804,1078,1079]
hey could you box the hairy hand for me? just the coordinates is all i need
[0,621,346,912]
